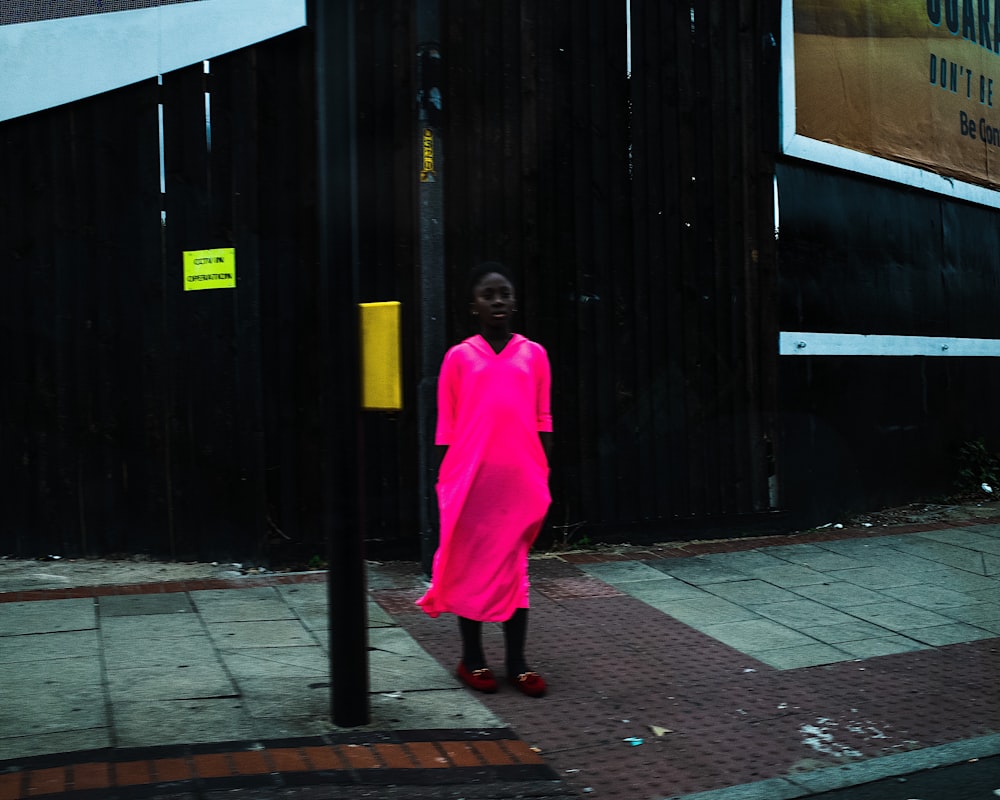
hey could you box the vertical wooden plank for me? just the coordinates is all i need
[0,112,32,551]
[43,106,79,555]
[126,78,173,549]
[214,46,268,563]
[518,0,540,315]
[162,62,229,559]
[0,109,68,554]
[630,0,667,520]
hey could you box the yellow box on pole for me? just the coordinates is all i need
[359,301,403,411]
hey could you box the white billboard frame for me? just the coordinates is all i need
[779,0,1000,209]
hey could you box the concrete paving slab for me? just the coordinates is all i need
[0,598,95,635]
[698,618,818,652]
[937,601,1000,630]
[734,564,830,587]
[884,537,986,574]
[648,555,751,585]
[190,587,297,622]
[219,644,328,680]
[106,663,238,702]
[832,635,928,659]
[757,545,866,571]
[275,582,328,602]
[650,595,761,626]
[879,583,981,610]
[0,629,98,663]
[918,528,1000,554]
[810,538,897,561]
[789,582,885,607]
[746,643,851,670]
[919,566,999,591]
[367,599,394,627]
[702,580,803,606]
[234,676,331,723]
[101,634,218,667]
[292,607,328,633]
[112,698,256,747]
[846,600,962,632]
[753,599,863,630]
[3,652,103,689]
[905,622,997,646]
[692,550,792,574]
[967,586,1000,603]
[100,613,198,640]
[803,620,901,644]
[98,593,193,616]
[601,576,707,603]
[1,694,106,739]
[369,648,457,693]
[579,560,672,583]
[821,566,922,590]
[205,619,317,648]
[1,670,106,737]
[0,727,112,761]
[369,624,440,657]
[311,627,330,649]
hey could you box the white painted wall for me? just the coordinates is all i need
[0,0,306,122]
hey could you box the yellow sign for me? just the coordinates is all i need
[359,301,403,411]
[183,248,236,291]
[420,128,435,182]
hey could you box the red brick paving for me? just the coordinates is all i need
[0,737,552,800]
[383,520,1000,799]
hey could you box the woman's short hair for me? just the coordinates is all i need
[467,261,514,299]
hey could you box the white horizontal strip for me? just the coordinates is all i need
[780,331,1000,357]
[0,0,305,122]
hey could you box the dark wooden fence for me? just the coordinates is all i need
[1,2,781,562]
[1,31,328,562]
[777,162,1000,521]
[439,0,780,540]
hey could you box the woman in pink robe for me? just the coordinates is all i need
[416,263,552,697]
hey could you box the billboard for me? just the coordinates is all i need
[782,0,1000,206]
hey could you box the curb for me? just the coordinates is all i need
[663,733,1000,799]
[0,730,559,800]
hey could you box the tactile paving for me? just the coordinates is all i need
[379,532,1000,800]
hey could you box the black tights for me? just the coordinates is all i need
[459,608,530,675]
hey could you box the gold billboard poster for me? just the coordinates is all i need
[787,0,1000,201]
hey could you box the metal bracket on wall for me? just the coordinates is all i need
[779,331,1000,357]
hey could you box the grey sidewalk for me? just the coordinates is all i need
[1,518,998,799]
[0,577,499,762]
[578,524,1000,671]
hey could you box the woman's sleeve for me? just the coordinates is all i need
[535,345,553,433]
[435,348,459,445]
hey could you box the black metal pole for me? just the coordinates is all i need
[416,0,446,576]
[310,0,369,727]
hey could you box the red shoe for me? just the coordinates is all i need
[509,671,547,697]
[456,662,498,693]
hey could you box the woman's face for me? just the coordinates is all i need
[471,272,516,331]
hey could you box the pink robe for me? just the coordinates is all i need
[416,333,552,622]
